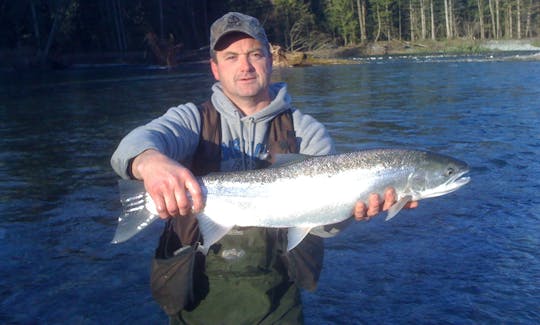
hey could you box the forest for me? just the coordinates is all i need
[1,0,539,65]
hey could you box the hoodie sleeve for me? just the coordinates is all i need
[110,103,201,179]
[292,109,335,156]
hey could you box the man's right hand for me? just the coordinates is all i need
[131,149,204,219]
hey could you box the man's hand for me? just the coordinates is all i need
[131,149,204,219]
[353,188,418,221]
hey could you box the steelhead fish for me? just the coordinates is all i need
[112,149,470,253]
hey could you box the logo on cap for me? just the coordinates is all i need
[226,14,242,28]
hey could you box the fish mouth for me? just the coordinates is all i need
[422,169,470,199]
[449,169,470,187]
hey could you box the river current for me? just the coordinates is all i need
[1,53,539,324]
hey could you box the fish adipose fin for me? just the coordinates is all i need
[196,213,234,255]
[286,227,312,251]
[112,180,159,244]
[385,195,413,221]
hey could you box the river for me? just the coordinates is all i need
[1,52,539,324]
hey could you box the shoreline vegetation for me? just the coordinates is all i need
[281,38,540,66]
[2,38,539,71]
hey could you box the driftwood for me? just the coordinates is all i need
[271,44,310,67]
[144,32,184,67]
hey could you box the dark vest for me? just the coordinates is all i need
[191,100,299,176]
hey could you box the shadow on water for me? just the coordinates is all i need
[1,55,540,323]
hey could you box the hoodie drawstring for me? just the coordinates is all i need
[238,113,257,171]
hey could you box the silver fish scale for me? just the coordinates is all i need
[201,149,431,187]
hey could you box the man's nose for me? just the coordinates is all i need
[239,55,254,71]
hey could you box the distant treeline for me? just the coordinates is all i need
[1,0,539,59]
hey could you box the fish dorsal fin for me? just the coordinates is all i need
[287,227,312,251]
[385,195,413,221]
[269,153,312,168]
[196,213,234,254]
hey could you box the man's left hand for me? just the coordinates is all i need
[353,188,418,221]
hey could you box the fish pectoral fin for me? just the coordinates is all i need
[112,180,158,244]
[385,195,413,221]
[287,227,313,251]
[196,213,233,255]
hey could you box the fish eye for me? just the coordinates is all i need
[445,167,455,177]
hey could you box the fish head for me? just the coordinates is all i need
[407,152,470,200]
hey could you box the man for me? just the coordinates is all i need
[111,12,416,324]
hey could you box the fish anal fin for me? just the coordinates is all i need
[196,213,233,255]
[287,227,312,251]
[385,195,413,221]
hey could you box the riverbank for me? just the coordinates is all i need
[2,38,539,71]
[293,38,540,66]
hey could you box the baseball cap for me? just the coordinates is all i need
[209,12,270,54]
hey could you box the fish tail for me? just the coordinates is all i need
[111,179,158,244]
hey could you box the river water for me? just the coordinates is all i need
[1,53,539,324]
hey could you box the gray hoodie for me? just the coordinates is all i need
[111,82,335,178]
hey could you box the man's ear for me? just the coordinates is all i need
[210,59,220,81]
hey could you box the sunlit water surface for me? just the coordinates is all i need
[1,53,539,323]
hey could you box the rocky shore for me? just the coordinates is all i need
[278,38,540,66]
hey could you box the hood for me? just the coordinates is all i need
[210,82,293,122]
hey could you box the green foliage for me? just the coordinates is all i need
[272,0,323,51]
[325,0,359,46]
[1,0,539,59]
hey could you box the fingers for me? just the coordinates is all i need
[174,187,191,216]
[185,177,204,214]
[382,187,397,211]
[151,178,200,218]
[353,201,368,221]
[152,192,169,220]
[406,200,419,209]
[147,179,183,219]
[367,193,381,217]
[354,187,419,222]
[137,152,204,218]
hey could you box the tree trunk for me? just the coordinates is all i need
[30,0,41,51]
[449,0,455,37]
[420,0,426,39]
[489,0,496,38]
[516,0,521,39]
[375,3,382,42]
[495,0,501,39]
[506,3,513,39]
[410,0,415,41]
[443,0,449,38]
[430,0,435,40]
[525,0,532,37]
[356,0,367,43]
[386,2,391,40]
[43,0,72,63]
[398,0,403,40]
[477,0,485,39]
[111,0,127,52]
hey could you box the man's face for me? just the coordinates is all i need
[210,33,272,107]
